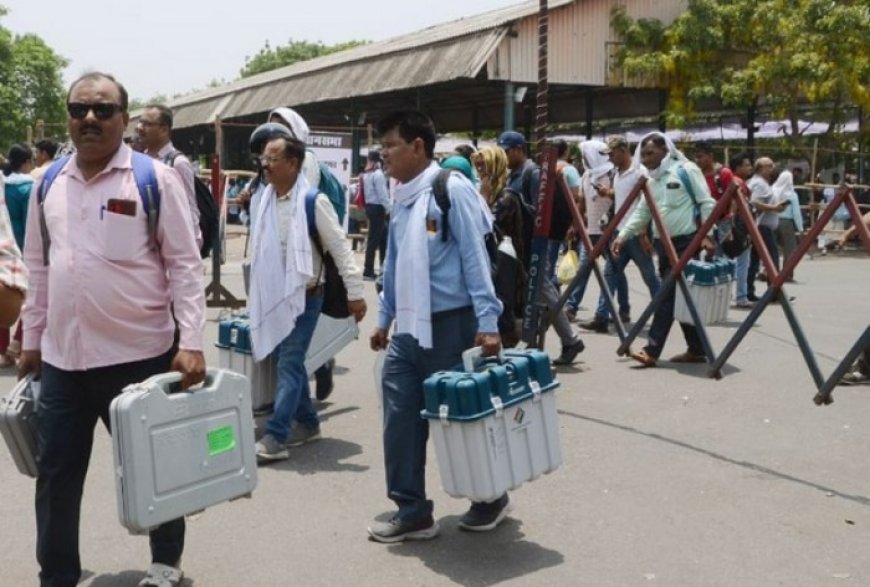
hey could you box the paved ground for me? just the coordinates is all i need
[1,226,868,587]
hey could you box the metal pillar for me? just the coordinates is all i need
[504,81,515,132]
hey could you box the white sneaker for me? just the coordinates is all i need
[139,563,183,587]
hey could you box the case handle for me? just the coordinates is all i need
[164,368,219,395]
[462,346,505,372]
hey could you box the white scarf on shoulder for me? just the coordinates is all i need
[393,162,442,349]
[249,177,314,361]
[633,131,687,180]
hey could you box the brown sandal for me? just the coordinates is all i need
[629,349,657,368]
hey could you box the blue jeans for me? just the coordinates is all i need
[567,234,601,311]
[734,246,751,304]
[265,294,323,442]
[381,307,477,522]
[593,235,659,320]
[644,235,705,359]
[36,351,183,587]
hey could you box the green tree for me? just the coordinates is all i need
[610,0,870,151]
[0,6,68,150]
[12,34,68,127]
[0,6,25,148]
[240,38,368,78]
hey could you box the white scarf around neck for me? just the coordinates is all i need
[248,176,314,361]
[393,162,442,349]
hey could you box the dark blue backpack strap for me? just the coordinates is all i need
[36,155,72,266]
[431,169,452,242]
[130,152,160,249]
[305,187,320,241]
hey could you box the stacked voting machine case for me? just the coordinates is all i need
[110,368,258,534]
[0,375,40,478]
[216,315,277,413]
[675,257,736,325]
[422,348,562,502]
[217,312,359,413]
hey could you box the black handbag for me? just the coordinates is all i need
[319,251,350,318]
[312,238,350,319]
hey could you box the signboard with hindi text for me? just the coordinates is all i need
[309,132,353,188]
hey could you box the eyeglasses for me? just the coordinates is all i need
[258,155,287,166]
[67,102,124,120]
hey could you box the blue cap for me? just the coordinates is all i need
[497,131,526,150]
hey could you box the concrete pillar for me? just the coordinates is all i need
[504,81,515,131]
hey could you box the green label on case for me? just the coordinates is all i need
[207,425,236,456]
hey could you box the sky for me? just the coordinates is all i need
[2,0,522,101]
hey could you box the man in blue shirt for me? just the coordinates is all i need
[369,111,507,543]
[361,150,390,279]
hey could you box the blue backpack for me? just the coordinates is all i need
[37,152,160,265]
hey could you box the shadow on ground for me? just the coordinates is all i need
[382,517,564,587]
[267,437,369,475]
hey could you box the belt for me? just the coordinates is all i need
[306,285,323,298]
[431,305,473,322]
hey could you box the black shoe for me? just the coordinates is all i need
[618,312,631,324]
[314,358,335,401]
[458,494,513,532]
[578,317,608,333]
[565,308,578,322]
[367,515,440,543]
[553,338,585,366]
[747,294,760,302]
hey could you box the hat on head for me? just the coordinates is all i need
[441,155,475,182]
[268,107,310,144]
[497,131,526,150]
[249,122,294,154]
[600,135,628,154]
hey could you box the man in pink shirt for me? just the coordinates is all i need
[18,72,205,587]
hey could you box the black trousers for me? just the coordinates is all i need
[364,204,388,276]
[35,350,183,587]
[645,234,705,359]
[748,224,780,298]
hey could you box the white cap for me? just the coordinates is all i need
[268,107,310,144]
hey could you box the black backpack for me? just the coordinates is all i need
[166,151,220,258]
[431,169,499,270]
[513,163,573,245]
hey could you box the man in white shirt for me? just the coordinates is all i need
[745,157,787,301]
[580,136,660,332]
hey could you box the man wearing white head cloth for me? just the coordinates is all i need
[248,126,367,463]
[613,132,716,367]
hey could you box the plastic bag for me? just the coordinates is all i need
[556,249,579,285]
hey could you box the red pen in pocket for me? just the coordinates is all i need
[106,198,137,216]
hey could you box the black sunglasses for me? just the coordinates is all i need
[67,102,124,120]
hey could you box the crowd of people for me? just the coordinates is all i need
[0,70,867,586]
